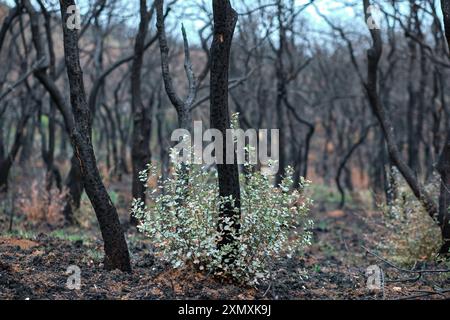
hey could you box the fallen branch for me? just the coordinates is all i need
[396,289,450,300]
[362,246,450,280]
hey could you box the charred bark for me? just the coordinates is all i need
[130,0,154,225]
[156,0,196,131]
[59,0,131,270]
[210,0,241,261]
[0,101,33,193]
[437,0,450,254]
[363,0,439,236]
[24,0,131,271]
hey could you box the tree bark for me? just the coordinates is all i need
[437,0,450,254]
[274,0,287,186]
[62,155,83,224]
[156,0,196,131]
[210,0,241,261]
[336,124,374,209]
[0,102,33,193]
[58,0,131,271]
[363,0,438,222]
[23,0,131,271]
[38,0,61,191]
[130,0,154,225]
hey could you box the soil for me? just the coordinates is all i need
[1,201,449,300]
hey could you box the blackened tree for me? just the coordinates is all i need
[210,0,241,263]
[23,0,131,271]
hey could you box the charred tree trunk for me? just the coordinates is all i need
[274,0,287,186]
[59,0,131,271]
[437,143,450,254]
[336,124,374,209]
[58,0,131,270]
[130,0,154,225]
[436,0,450,254]
[284,96,315,182]
[24,0,131,271]
[156,0,196,131]
[38,102,62,191]
[0,103,33,193]
[102,103,120,177]
[38,1,61,191]
[156,91,169,183]
[363,0,438,231]
[406,3,419,174]
[210,0,241,261]
[19,112,35,165]
[114,82,130,178]
[62,155,83,224]
[156,0,197,213]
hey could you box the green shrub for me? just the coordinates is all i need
[131,158,313,285]
[377,168,442,266]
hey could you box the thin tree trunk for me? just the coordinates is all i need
[24,0,131,271]
[336,124,374,208]
[274,0,287,186]
[0,103,32,192]
[130,0,154,225]
[59,0,131,270]
[363,0,438,223]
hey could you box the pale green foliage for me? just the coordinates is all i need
[132,156,313,285]
[378,168,442,266]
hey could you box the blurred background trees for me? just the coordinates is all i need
[1,0,450,267]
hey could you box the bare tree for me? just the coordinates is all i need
[23,0,131,271]
[156,0,197,131]
[130,0,155,225]
[362,0,444,249]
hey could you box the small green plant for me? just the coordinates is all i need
[1,229,39,240]
[377,168,442,266]
[313,264,322,273]
[86,248,104,263]
[49,230,87,243]
[310,184,345,205]
[132,156,313,285]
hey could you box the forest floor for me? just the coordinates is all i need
[0,175,449,300]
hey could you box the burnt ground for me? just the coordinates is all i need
[1,199,449,300]
[0,173,449,300]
